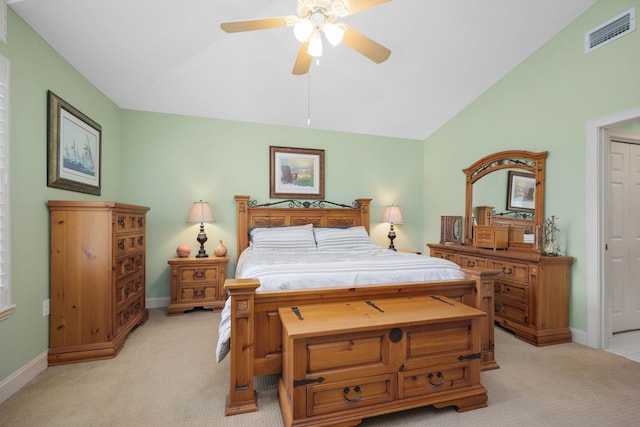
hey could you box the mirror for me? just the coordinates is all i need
[463,150,547,251]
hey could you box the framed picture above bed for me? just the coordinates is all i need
[506,170,535,213]
[47,91,102,195]
[270,146,324,199]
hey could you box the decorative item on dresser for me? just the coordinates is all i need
[167,256,229,316]
[428,150,574,346]
[187,200,215,258]
[48,201,150,365]
[440,215,463,245]
[382,204,403,250]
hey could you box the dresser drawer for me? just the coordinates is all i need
[495,299,528,324]
[115,213,145,234]
[494,280,528,304]
[487,259,529,283]
[116,294,145,335]
[430,249,457,263]
[115,272,144,307]
[399,361,475,399]
[306,374,395,417]
[116,233,145,256]
[116,253,145,280]
[457,254,488,269]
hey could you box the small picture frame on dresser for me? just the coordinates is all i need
[440,216,463,245]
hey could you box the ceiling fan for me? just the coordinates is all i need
[220,0,392,75]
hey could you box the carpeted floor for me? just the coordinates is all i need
[0,308,639,427]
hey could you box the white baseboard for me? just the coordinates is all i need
[146,296,170,309]
[571,327,588,346]
[0,350,47,405]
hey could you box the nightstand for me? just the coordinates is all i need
[167,256,229,315]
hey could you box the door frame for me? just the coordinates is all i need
[586,106,640,349]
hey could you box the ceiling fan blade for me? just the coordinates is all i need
[341,24,391,63]
[220,16,290,33]
[343,0,393,15]
[292,42,313,75]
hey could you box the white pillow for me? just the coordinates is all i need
[313,226,376,250]
[250,224,316,250]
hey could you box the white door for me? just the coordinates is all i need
[609,139,640,333]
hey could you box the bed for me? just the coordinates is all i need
[223,195,498,416]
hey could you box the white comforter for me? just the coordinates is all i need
[215,246,464,362]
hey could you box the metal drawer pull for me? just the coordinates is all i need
[428,372,445,387]
[343,386,362,402]
[193,271,205,280]
[118,241,125,250]
[194,289,205,298]
[501,266,513,274]
[466,260,476,267]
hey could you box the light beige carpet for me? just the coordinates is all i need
[1,308,639,427]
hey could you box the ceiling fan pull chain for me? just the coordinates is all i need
[307,68,312,125]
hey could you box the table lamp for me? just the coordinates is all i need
[382,205,403,251]
[187,200,214,258]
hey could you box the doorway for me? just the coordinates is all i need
[586,106,640,350]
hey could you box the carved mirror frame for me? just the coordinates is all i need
[463,150,548,250]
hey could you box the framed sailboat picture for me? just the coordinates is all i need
[47,91,102,195]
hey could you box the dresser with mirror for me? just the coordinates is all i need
[428,150,573,346]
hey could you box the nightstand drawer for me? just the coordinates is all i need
[178,284,220,303]
[177,265,220,284]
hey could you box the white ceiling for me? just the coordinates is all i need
[8,0,598,140]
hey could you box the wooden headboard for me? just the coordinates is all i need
[234,195,372,256]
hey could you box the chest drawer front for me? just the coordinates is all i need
[178,266,221,284]
[116,233,145,256]
[306,374,395,417]
[307,334,386,374]
[116,272,144,307]
[487,259,529,283]
[458,254,488,269]
[399,361,474,399]
[495,280,528,304]
[116,253,145,280]
[115,213,145,234]
[116,294,145,335]
[404,321,473,369]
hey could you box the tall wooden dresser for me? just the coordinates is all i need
[48,201,150,365]
[428,243,573,346]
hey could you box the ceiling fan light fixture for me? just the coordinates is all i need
[323,22,345,46]
[307,31,323,56]
[294,19,313,41]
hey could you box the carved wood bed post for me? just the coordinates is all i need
[224,278,260,416]
[355,198,371,234]
[235,195,250,259]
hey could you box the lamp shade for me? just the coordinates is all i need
[187,200,214,223]
[382,205,403,224]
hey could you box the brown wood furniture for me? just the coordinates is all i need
[224,195,498,417]
[428,149,574,347]
[429,243,573,346]
[167,256,229,315]
[278,295,487,427]
[48,201,150,365]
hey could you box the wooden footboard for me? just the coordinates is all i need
[223,269,499,416]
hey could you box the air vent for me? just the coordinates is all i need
[585,8,635,52]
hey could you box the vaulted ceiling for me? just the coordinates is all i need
[9,0,598,140]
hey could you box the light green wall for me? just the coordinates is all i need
[0,9,122,382]
[424,0,640,332]
[119,111,424,299]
